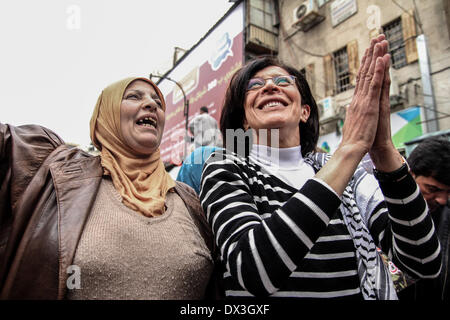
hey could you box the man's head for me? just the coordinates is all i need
[407,137,450,213]
[200,106,209,114]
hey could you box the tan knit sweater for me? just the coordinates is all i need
[66,178,213,300]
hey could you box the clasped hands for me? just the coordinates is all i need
[341,34,404,173]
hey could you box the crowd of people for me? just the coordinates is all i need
[1,34,449,301]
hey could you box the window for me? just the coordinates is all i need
[249,0,276,33]
[333,47,351,94]
[324,41,358,96]
[383,18,407,69]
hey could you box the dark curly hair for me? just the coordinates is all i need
[407,136,450,186]
[219,56,319,156]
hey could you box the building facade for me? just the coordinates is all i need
[269,0,450,152]
[159,0,450,161]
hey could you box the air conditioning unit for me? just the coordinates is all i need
[317,96,337,123]
[292,0,324,31]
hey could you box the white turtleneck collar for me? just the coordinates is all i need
[250,144,303,169]
[249,144,315,189]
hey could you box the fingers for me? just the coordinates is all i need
[362,40,389,96]
[355,35,388,96]
[367,57,386,103]
[356,40,377,94]
[380,54,391,117]
[370,54,394,158]
[383,53,391,70]
[354,49,367,93]
[360,36,383,78]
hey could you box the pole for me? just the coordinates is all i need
[416,34,439,133]
[149,73,190,161]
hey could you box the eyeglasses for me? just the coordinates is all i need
[246,75,296,91]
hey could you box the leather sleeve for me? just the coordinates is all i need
[0,122,64,225]
[0,123,65,293]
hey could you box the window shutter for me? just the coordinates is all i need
[306,63,315,96]
[402,9,418,63]
[323,54,334,96]
[347,40,359,87]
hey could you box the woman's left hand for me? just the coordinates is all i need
[369,40,404,172]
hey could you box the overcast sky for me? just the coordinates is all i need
[0,0,234,148]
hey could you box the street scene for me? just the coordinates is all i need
[0,0,449,313]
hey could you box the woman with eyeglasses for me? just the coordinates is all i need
[199,35,441,300]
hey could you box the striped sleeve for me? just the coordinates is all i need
[365,172,442,279]
[199,151,342,296]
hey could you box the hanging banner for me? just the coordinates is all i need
[391,106,423,149]
[158,2,244,164]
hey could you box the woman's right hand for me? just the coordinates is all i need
[339,35,390,160]
[315,35,390,195]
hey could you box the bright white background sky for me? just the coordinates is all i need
[0,0,234,148]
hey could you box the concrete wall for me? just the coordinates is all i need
[277,0,450,134]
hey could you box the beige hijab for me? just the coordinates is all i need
[89,77,175,217]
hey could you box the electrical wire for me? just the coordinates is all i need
[421,105,450,116]
[391,0,424,34]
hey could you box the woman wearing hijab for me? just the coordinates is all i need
[200,35,441,299]
[0,77,214,299]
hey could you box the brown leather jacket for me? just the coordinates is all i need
[0,123,215,299]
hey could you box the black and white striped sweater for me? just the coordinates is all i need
[200,149,441,299]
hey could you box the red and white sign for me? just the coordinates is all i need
[158,2,244,164]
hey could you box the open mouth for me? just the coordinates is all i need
[136,117,157,128]
[257,100,287,110]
